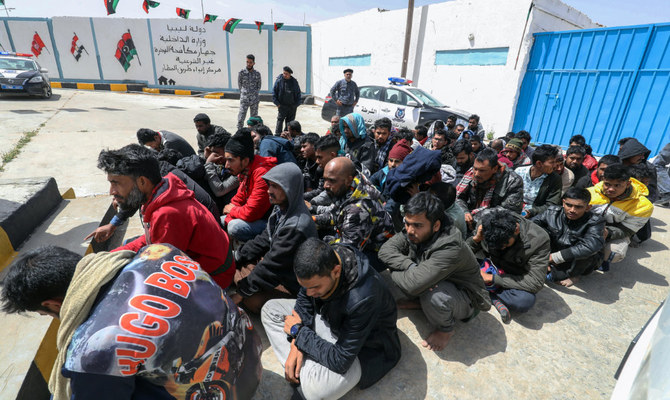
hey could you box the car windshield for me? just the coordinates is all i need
[0,57,37,71]
[406,88,445,107]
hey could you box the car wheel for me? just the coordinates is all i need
[42,84,52,99]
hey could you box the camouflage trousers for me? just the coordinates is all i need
[238,95,259,129]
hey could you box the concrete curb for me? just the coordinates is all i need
[0,177,63,272]
[51,82,147,92]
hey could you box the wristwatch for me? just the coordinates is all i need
[286,323,303,342]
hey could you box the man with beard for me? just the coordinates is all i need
[453,139,475,185]
[379,192,490,351]
[372,117,395,172]
[339,113,376,175]
[304,135,340,205]
[455,148,524,231]
[315,157,393,271]
[232,163,317,313]
[194,113,230,156]
[564,145,589,185]
[100,144,235,289]
[575,154,621,189]
[300,133,321,192]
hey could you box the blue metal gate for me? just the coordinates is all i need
[513,23,670,156]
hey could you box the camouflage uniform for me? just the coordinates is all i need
[314,173,393,253]
[238,68,262,129]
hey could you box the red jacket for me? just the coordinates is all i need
[584,154,598,172]
[591,169,599,186]
[224,155,276,224]
[114,173,235,289]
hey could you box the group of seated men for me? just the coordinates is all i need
[1,110,661,400]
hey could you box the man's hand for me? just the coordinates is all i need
[472,224,484,243]
[230,293,244,305]
[223,204,235,214]
[85,224,117,242]
[206,152,224,164]
[283,310,302,335]
[204,146,212,160]
[336,100,343,106]
[406,183,420,197]
[603,227,609,240]
[465,213,474,229]
[480,269,494,284]
[284,341,304,384]
[280,130,291,140]
[304,200,312,209]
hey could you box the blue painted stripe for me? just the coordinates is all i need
[146,19,158,85]
[46,19,63,79]
[89,18,104,80]
[0,17,49,22]
[3,19,15,52]
[268,28,274,94]
[225,31,232,90]
[329,54,371,67]
[306,26,312,94]
[435,47,509,66]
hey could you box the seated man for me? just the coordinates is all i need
[515,130,534,159]
[533,187,606,287]
[300,132,321,192]
[370,138,412,194]
[430,182,467,239]
[588,164,654,269]
[565,145,589,185]
[468,208,550,323]
[136,128,196,157]
[101,145,235,288]
[456,148,524,231]
[575,154,620,189]
[554,150,574,194]
[570,135,597,171]
[315,157,393,270]
[339,113,376,175]
[501,138,531,169]
[453,139,475,185]
[251,124,297,165]
[203,132,240,209]
[1,244,261,399]
[261,239,401,400]
[514,144,562,218]
[224,130,276,242]
[232,163,317,313]
[194,113,229,157]
[379,193,490,351]
[470,135,486,156]
[304,134,340,204]
[373,117,395,172]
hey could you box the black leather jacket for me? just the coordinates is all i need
[293,244,401,389]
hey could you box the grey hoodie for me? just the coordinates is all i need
[236,162,317,297]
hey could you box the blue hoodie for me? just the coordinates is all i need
[339,113,376,174]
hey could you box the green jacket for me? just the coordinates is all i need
[467,213,550,293]
[378,225,491,311]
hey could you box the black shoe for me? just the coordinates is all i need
[598,261,610,272]
[492,299,511,324]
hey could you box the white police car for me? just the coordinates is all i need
[0,52,52,99]
[322,77,475,130]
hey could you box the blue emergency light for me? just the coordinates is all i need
[0,51,33,57]
[388,77,413,86]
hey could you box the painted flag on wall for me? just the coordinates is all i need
[176,7,190,19]
[274,23,284,32]
[223,18,241,33]
[115,31,138,72]
[255,21,264,34]
[31,33,46,57]
[142,0,159,13]
[71,33,88,61]
[204,14,217,23]
[105,0,119,15]
[71,34,79,54]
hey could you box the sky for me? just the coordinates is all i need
[1,0,669,27]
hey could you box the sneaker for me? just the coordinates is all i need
[598,261,610,272]
[492,299,511,324]
[546,272,554,283]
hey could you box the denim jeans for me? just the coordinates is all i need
[225,218,267,242]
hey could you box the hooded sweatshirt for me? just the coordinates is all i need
[618,138,658,202]
[115,173,235,289]
[225,155,277,224]
[339,113,376,174]
[236,163,318,297]
[588,178,654,240]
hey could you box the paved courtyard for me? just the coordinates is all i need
[0,89,668,399]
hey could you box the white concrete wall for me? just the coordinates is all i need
[1,17,308,91]
[310,0,599,136]
[6,20,60,78]
[272,30,308,93]
[51,17,101,80]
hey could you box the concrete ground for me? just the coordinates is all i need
[1,89,669,399]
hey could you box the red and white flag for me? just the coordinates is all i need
[31,32,46,57]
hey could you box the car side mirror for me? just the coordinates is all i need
[40,68,48,74]
[407,100,419,107]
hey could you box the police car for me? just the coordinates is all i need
[0,52,52,99]
[322,77,475,129]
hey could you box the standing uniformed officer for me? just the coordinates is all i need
[238,54,262,130]
[329,68,360,117]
